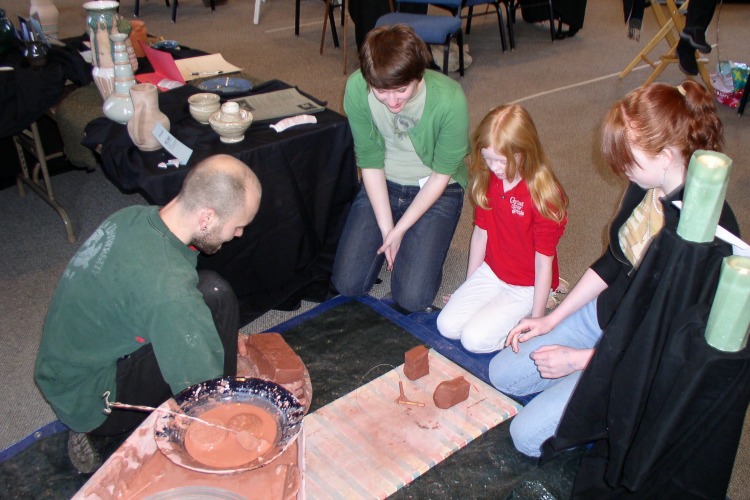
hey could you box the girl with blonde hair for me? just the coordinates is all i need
[437,105,568,353]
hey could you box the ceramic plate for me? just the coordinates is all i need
[154,376,304,474]
[196,77,253,95]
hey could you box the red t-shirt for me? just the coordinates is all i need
[474,176,567,288]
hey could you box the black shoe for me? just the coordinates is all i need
[68,431,102,474]
[677,39,699,76]
[680,28,711,54]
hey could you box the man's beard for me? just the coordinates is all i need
[190,228,223,255]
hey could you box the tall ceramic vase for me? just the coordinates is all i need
[117,16,138,72]
[83,0,120,100]
[29,0,59,38]
[103,33,136,124]
[127,83,170,151]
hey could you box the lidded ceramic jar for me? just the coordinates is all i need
[209,102,253,143]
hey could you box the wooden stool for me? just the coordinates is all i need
[619,0,713,92]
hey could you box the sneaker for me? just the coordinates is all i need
[67,431,102,474]
[680,28,711,54]
[676,39,699,76]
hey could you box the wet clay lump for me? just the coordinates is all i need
[184,402,278,469]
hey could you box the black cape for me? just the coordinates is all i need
[543,227,750,498]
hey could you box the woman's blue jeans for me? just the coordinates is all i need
[332,180,464,312]
[488,299,602,457]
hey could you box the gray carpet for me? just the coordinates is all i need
[1,0,749,496]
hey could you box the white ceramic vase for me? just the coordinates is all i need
[29,0,59,38]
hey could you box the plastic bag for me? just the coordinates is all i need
[711,60,749,109]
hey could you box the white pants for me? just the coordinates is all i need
[437,262,534,353]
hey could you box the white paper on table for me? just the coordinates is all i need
[174,54,242,82]
[672,200,750,257]
[152,123,192,165]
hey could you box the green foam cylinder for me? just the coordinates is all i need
[705,256,750,352]
[677,150,732,243]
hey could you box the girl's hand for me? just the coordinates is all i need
[529,345,594,379]
[505,316,554,353]
[442,294,452,305]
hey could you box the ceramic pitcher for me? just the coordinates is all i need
[127,83,170,151]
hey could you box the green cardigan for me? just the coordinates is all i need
[343,69,469,188]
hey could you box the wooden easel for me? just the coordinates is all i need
[620,0,713,92]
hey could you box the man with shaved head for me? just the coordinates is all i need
[35,154,262,473]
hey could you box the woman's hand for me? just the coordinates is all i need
[530,345,594,379]
[378,226,405,270]
[505,316,555,353]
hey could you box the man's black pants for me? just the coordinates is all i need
[90,270,239,437]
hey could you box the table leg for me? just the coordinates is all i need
[13,121,76,243]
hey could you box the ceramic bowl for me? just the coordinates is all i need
[208,102,253,143]
[188,93,221,124]
[151,39,180,50]
[154,376,304,474]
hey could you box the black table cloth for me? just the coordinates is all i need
[543,227,750,498]
[83,80,358,322]
[0,40,91,140]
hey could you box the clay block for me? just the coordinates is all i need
[433,376,470,409]
[242,333,305,385]
[403,345,430,380]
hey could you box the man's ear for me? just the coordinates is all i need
[197,208,217,232]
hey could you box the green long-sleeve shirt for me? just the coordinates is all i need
[35,206,224,431]
[343,69,469,188]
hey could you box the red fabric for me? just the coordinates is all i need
[474,177,566,288]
